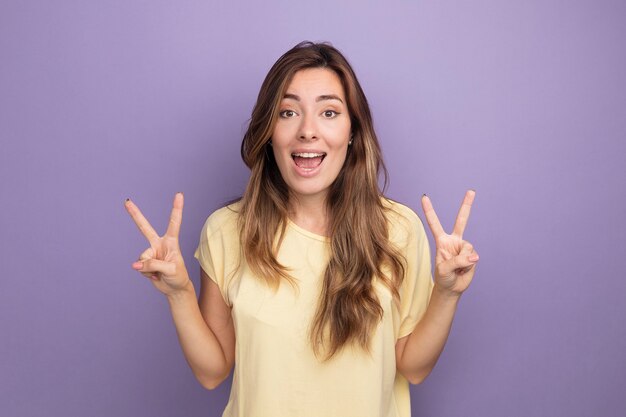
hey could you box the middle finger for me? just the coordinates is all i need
[125,198,160,244]
[452,190,475,238]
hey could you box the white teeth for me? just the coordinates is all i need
[292,152,325,158]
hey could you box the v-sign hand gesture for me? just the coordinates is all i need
[421,190,479,296]
[125,193,191,296]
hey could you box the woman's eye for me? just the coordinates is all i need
[279,110,296,118]
[323,110,339,118]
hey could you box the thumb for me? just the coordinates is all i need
[437,252,479,277]
[133,259,177,276]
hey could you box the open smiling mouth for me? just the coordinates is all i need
[292,152,326,169]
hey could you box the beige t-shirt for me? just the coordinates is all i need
[194,200,433,417]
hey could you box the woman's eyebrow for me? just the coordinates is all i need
[317,94,344,103]
[283,93,344,104]
[283,93,300,101]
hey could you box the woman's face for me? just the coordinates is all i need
[271,68,352,204]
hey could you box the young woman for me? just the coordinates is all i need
[125,42,479,417]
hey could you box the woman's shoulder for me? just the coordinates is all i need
[381,197,420,223]
[200,200,242,238]
[381,197,427,241]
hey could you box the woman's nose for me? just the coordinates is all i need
[298,113,318,141]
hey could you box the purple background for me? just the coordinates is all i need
[1,1,625,416]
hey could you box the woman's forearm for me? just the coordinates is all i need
[166,281,231,389]
[397,285,461,384]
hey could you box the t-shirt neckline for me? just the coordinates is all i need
[286,218,330,242]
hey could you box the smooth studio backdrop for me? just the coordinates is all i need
[1,1,625,416]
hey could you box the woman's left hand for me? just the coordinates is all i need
[421,190,479,296]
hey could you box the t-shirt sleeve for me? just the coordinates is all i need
[193,209,235,306]
[394,205,434,339]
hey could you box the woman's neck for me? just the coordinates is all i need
[288,194,329,237]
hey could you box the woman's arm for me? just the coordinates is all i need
[167,272,235,390]
[395,287,461,384]
[396,191,479,384]
[125,193,234,390]
[196,269,236,385]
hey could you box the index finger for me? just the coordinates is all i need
[421,194,446,239]
[165,192,184,239]
[452,190,475,238]
[125,198,160,244]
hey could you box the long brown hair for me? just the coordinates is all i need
[239,41,405,359]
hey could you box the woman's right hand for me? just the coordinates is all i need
[125,192,191,297]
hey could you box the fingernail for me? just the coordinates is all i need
[125,198,130,203]
[422,194,427,197]
[132,261,143,269]
[468,254,479,262]
[178,191,183,196]
[150,275,159,281]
